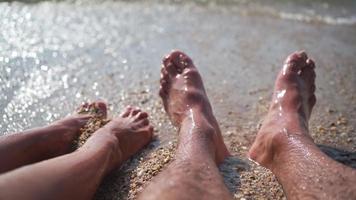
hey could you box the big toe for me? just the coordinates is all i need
[162,58,178,77]
[165,50,194,74]
[76,100,107,117]
[283,51,308,76]
[159,66,170,97]
[275,51,308,89]
[120,106,133,117]
[94,100,108,118]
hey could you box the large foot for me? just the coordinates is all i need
[248,51,316,168]
[159,50,229,164]
[83,107,153,171]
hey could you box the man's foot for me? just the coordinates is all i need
[83,107,153,171]
[159,50,229,164]
[248,51,316,168]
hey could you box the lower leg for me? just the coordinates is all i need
[141,110,231,200]
[248,51,356,199]
[139,51,231,200]
[0,101,106,174]
[271,135,356,199]
[0,135,114,200]
[0,107,153,200]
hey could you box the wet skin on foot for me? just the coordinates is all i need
[248,51,316,168]
[159,50,230,164]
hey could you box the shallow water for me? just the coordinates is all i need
[0,0,355,199]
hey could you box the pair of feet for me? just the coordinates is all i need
[159,50,316,169]
[53,102,153,172]
[56,49,316,174]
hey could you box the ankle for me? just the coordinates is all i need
[177,116,217,161]
[80,132,122,172]
[277,134,315,169]
[180,111,216,141]
[268,136,319,179]
[249,127,314,168]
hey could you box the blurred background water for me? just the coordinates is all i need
[0,0,355,198]
[0,0,355,133]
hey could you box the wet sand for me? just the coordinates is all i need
[0,0,355,199]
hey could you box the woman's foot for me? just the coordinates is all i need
[47,101,107,154]
[0,101,106,173]
[248,51,316,168]
[82,107,153,172]
[159,50,229,164]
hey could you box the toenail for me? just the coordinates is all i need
[299,51,307,59]
[306,59,315,68]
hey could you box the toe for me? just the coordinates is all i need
[160,78,169,88]
[306,58,315,69]
[160,85,169,98]
[181,68,205,90]
[275,51,309,90]
[282,51,308,76]
[144,125,154,139]
[182,68,202,83]
[169,50,194,73]
[159,86,168,98]
[94,100,107,118]
[135,112,148,121]
[159,67,170,97]
[182,68,200,79]
[135,118,149,129]
[141,118,149,126]
[160,65,169,78]
[164,62,178,77]
[76,101,107,117]
[300,58,316,93]
[76,102,90,114]
[163,53,171,66]
[120,106,133,117]
[131,108,141,116]
[300,67,316,85]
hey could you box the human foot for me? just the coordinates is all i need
[83,107,153,171]
[248,51,316,168]
[72,101,110,148]
[39,101,107,155]
[0,102,105,174]
[159,50,229,164]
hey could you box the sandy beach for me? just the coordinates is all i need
[0,0,355,199]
